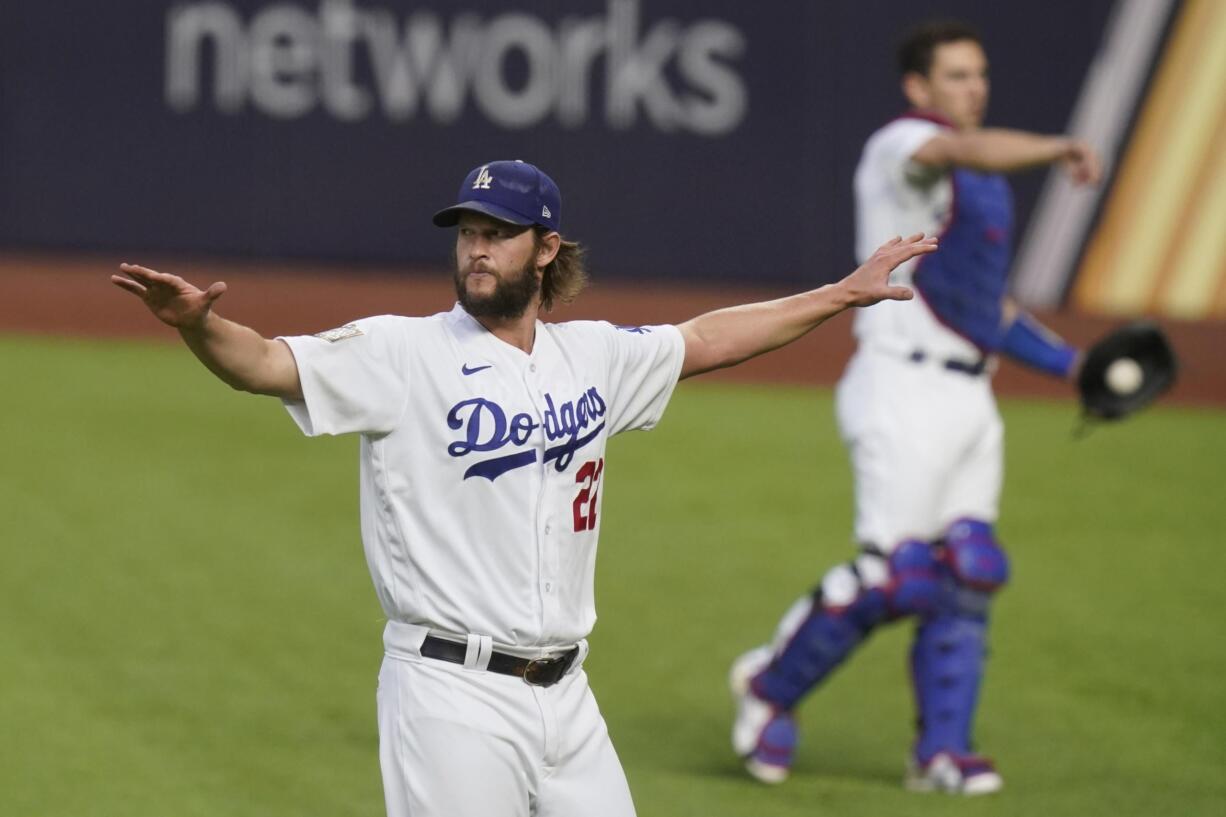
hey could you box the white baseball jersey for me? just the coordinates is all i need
[279,303,685,650]
[839,115,1005,548]
[852,116,981,363]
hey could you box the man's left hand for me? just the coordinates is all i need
[835,233,937,308]
[1062,139,1102,186]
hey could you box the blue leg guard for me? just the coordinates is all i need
[754,587,886,709]
[911,519,1009,762]
[755,542,940,709]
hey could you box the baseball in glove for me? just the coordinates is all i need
[1077,321,1177,420]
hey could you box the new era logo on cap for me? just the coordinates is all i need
[433,160,562,232]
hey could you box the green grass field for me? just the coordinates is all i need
[2,334,1223,817]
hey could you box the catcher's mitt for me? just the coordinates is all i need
[1077,321,1177,420]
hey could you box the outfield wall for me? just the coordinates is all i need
[4,252,1223,407]
[0,0,1115,289]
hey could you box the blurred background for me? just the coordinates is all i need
[2,0,1222,400]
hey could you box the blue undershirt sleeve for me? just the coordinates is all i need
[998,312,1079,378]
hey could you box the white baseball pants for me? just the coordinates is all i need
[836,346,1003,550]
[377,623,635,817]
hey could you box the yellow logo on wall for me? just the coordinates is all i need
[1074,0,1226,320]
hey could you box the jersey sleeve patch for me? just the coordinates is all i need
[313,324,364,342]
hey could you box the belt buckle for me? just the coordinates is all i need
[522,657,560,687]
[523,649,577,687]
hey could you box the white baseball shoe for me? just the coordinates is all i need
[904,751,1003,795]
[729,646,796,784]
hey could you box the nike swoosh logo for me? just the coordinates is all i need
[461,363,492,376]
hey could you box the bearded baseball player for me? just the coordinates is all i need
[729,21,1103,795]
[112,158,936,817]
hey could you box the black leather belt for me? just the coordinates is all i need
[419,635,578,687]
[908,349,987,377]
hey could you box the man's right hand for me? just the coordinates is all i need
[111,263,302,399]
[112,263,227,330]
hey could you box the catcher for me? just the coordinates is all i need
[730,19,1176,796]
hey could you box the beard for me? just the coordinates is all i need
[454,256,541,320]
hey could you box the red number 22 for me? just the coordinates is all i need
[573,458,605,532]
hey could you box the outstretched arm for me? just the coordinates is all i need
[998,299,1082,381]
[677,233,936,380]
[912,130,1101,184]
[111,263,302,400]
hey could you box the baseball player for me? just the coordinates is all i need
[730,21,1102,794]
[112,158,936,817]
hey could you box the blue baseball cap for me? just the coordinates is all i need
[432,160,562,232]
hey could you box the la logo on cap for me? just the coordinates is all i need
[473,165,494,190]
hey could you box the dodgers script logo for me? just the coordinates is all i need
[446,388,607,481]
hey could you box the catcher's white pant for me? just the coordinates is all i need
[836,346,1003,550]
[377,622,635,817]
